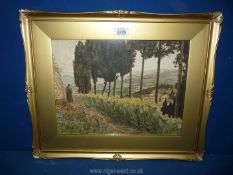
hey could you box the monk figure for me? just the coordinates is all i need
[66,84,73,102]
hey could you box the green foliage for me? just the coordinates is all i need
[73,62,91,93]
[53,55,63,85]
[73,41,92,93]
[173,41,190,117]
[116,41,136,77]
[173,41,189,74]
[132,40,156,58]
[73,40,137,96]
[77,94,182,135]
[56,100,116,134]
[154,41,175,58]
[98,40,118,83]
[73,40,183,103]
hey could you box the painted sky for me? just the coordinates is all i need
[52,40,178,84]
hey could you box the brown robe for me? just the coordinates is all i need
[66,86,73,102]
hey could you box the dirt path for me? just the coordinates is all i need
[73,97,140,134]
[101,114,140,134]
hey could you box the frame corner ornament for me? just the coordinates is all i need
[211,11,223,24]
[195,153,204,161]
[25,83,33,100]
[207,85,214,103]
[112,10,130,18]
[32,149,41,159]
[19,9,30,21]
[112,153,124,161]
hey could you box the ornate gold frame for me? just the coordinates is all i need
[20,10,223,161]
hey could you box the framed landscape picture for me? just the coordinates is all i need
[20,10,222,160]
[53,39,188,136]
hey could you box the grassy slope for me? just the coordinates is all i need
[96,70,178,96]
[56,99,140,135]
[75,94,182,135]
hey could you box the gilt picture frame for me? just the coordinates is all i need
[20,10,223,160]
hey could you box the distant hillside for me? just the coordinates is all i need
[60,69,178,96]
[96,69,178,95]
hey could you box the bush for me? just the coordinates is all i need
[77,94,182,135]
[55,100,117,134]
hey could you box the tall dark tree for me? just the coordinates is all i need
[174,41,184,116]
[85,40,103,95]
[173,41,189,117]
[102,81,107,95]
[98,41,119,97]
[128,68,132,97]
[126,41,136,98]
[73,41,91,93]
[116,40,136,98]
[154,41,174,103]
[113,75,119,96]
[107,81,112,97]
[73,40,136,97]
[135,41,155,100]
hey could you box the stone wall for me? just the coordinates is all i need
[53,68,65,100]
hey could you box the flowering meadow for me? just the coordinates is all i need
[76,94,182,135]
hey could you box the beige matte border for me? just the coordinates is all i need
[20,10,223,161]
